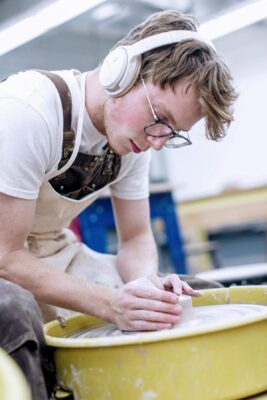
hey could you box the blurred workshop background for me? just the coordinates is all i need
[1,0,267,284]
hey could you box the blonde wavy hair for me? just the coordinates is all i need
[114,10,238,140]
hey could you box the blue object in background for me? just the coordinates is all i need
[78,191,187,274]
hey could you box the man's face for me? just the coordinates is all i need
[103,78,204,155]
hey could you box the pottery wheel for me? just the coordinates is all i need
[68,299,267,339]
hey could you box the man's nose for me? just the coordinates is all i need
[145,135,168,151]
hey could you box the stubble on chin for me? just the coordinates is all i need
[102,99,129,155]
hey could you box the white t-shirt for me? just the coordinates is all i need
[0,70,150,200]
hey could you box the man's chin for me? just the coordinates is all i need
[108,143,130,156]
[117,148,131,156]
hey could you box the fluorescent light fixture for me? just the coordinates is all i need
[0,0,266,56]
[0,0,106,56]
[140,0,192,12]
[90,2,121,20]
[200,0,267,40]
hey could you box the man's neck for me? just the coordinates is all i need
[85,69,107,135]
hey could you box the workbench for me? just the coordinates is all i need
[77,183,187,274]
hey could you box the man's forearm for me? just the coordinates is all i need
[0,249,115,322]
[116,233,158,282]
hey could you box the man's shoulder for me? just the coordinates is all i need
[1,70,50,95]
[0,69,80,98]
[0,70,72,127]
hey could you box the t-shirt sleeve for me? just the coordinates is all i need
[109,150,151,200]
[0,97,55,199]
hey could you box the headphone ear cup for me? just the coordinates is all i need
[116,54,142,96]
[99,47,141,96]
[99,47,128,94]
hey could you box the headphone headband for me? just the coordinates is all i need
[129,30,215,56]
[99,30,215,97]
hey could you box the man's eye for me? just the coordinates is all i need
[157,114,168,123]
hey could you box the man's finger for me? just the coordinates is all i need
[130,298,182,314]
[168,276,183,296]
[124,320,173,332]
[182,281,202,297]
[148,274,165,290]
[129,310,180,324]
[130,285,179,303]
[161,274,183,296]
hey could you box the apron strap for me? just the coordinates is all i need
[35,70,75,167]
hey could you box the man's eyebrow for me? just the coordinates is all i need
[156,103,192,132]
[156,102,176,125]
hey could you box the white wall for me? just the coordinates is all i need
[164,21,267,201]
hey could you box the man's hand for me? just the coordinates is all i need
[109,275,201,332]
[157,274,203,297]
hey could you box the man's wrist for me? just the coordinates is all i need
[90,286,117,324]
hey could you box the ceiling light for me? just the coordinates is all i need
[200,0,267,40]
[0,0,105,56]
[139,0,192,12]
[90,2,121,20]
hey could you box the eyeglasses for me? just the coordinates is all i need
[141,76,192,149]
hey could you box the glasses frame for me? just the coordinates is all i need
[141,76,192,149]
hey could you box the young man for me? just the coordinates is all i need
[0,9,237,399]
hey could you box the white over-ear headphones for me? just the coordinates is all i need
[99,30,215,97]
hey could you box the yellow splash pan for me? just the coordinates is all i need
[45,286,267,400]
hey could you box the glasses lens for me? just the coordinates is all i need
[145,122,173,137]
[165,134,191,149]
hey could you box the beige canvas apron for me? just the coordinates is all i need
[26,73,123,322]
